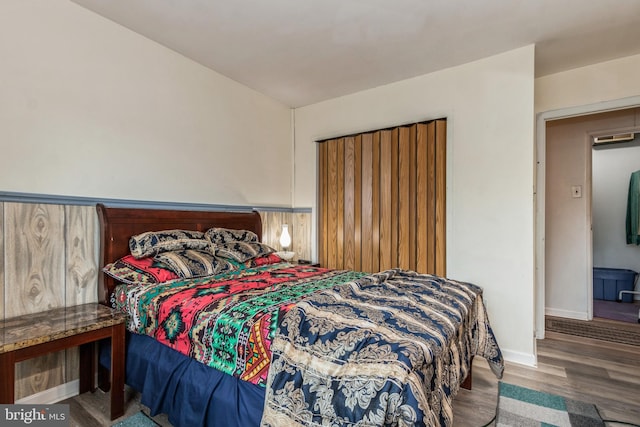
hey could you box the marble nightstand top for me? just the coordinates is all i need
[0,303,126,354]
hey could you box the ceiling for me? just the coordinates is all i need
[72,0,640,108]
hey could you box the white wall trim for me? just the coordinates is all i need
[15,380,79,405]
[545,307,589,321]
[535,95,640,340]
[502,349,537,367]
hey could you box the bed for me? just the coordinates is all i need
[96,203,504,427]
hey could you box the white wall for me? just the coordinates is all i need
[0,0,292,207]
[544,118,592,319]
[535,53,640,115]
[294,46,536,365]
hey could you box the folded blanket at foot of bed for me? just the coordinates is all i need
[262,269,504,427]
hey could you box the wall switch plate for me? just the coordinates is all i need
[571,185,582,198]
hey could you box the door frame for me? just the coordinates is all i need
[535,95,640,339]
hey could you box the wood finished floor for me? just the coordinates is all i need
[453,332,640,426]
[62,332,640,426]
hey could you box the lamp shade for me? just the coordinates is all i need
[280,224,291,249]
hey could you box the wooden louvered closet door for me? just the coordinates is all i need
[318,119,446,276]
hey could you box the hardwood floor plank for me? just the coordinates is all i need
[538,348,640,373]
[453,333,640,426]
[608,368,640,385]
[65,397,103,427]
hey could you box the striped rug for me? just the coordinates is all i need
[112,411,159,427]
[496,382,604,426]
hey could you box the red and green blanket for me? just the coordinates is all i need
[114,263,366,386]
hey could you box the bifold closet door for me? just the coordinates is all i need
[318,119,446,275]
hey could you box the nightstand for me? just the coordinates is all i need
[0,303,126,420]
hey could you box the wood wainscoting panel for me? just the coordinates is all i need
[5,203,66,316]
[64,205,98,306]
[292,212,312,263]
[64,205,99,385]
[258,210,312,263]
[260,210,288,252]
[14,352,66,401]
[5,203,67,399]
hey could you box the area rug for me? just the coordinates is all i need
[496,382,604,426]
[111,411,159,427]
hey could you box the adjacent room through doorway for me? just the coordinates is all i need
[545,106,640,331]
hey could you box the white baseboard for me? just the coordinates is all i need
[501,349,537,367]
[15,380,79,405]
[545,307,588,320]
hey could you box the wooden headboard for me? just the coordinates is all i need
[96,203,263,306]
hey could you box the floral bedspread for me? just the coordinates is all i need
[114,263,366,386]
[261,269,504,427]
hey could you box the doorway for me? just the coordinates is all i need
[545,108,640,322]
[591,115,640,324]
[535,96,640,339]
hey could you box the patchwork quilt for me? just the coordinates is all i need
[114,263,366,385]
[114,264,504,426]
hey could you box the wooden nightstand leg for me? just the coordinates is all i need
[0,352,15,403]
[79,342,96,393]
[110,323,125,420]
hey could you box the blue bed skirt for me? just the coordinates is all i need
[100,333,265,427]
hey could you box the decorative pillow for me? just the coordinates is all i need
[205,227,259,246]
[103,255,179,285]
[245,253,284,268]
[129,229,209,259]
[155,249,235,278]
[214,241,275,263]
